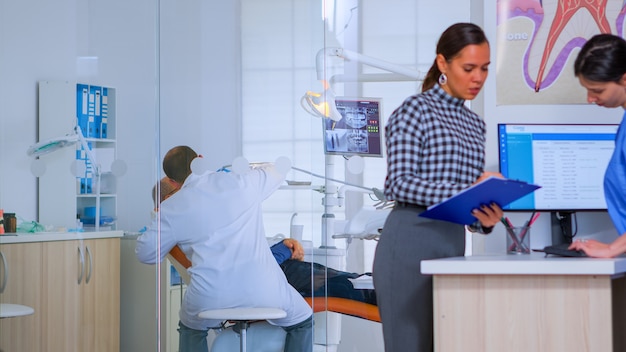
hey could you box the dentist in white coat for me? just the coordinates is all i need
[136,146,313,352]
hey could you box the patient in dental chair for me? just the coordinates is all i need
[270,240,377,305]
[154,177,377,306]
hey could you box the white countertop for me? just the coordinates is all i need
[0,230,123,244]
[421,253,626,276]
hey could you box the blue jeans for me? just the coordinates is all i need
[178,321,210,352]
[282,315,313,352]
[178,316,313,352]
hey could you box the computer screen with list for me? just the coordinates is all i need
[323,97,383,158]
[498,123,618,211]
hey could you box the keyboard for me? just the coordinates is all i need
[542,243,587,257]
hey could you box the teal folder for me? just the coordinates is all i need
[419,177,541,225]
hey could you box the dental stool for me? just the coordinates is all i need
[0,303,34,319]
[199,307,287,352]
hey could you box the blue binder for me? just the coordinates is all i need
[76,84,89,137]
[419,177,541,225]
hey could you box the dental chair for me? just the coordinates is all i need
[167,246,380,351]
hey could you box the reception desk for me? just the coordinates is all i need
[421,254,626,352]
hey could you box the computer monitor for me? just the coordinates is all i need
[323,97,383,158]
[498,123,618,211]
[499,123,619,245]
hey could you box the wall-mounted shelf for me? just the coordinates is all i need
[37,80,117,231]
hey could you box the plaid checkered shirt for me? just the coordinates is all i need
[384,84,486,207]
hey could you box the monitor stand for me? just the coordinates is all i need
[551,211,574,245]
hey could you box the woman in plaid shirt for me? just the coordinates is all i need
[373,23,503,352]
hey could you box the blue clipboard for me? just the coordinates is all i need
[419,177,541,225]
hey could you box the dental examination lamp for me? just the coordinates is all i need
[301,47,425,121]
[27,125,126,231]
[27,126,100,175]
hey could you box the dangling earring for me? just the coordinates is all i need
[438,73,447,85]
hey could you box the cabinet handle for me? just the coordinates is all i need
[0,251,7,293]
[78,246,85,285]
[85,245,93,284]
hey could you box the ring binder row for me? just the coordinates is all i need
[76,141,94,194]
[75,83,110,194]
[419,177,541,225]
[76,83,109,139]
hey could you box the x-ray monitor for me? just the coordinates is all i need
[323,97,383,158]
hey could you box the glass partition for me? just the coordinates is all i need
[239,1,475,350]
[0,0,162,351]
[1,1,475,351]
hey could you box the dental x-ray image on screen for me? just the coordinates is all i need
[323,97,383,157]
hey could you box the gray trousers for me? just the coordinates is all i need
[373,204,465,352]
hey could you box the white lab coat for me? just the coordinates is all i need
[136,165,312,330]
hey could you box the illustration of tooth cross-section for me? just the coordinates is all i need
[533,0,613,92]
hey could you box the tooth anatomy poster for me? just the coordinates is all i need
[496,0,626,105]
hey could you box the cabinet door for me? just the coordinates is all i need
[80,238,120,352]
[41,240,83,351]
[0,242,43,351]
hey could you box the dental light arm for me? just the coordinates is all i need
[27,126,100,177]
[290,165,389,247]
[74,126,101,177]
[332,207,392,243]
[317,47,423,81]
[291,166,382,200]
[336,184,392,210]
[27,125,102,230]
[303,47,425,121]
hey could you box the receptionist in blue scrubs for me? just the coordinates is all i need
[570,34,626,258]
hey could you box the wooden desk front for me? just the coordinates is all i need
[422,254,626,352]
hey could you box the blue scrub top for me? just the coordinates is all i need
[604,110,626,236]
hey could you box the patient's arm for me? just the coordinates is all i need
[271,238,304,262]
[282,238,304,260]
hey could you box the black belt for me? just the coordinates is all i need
[395,202,426,210]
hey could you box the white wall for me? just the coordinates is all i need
[159,1,242,171]
[0,0,240,233]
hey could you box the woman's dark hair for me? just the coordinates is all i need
[422,22,489,92]
[163,145,198,184]
[574,34,626,83]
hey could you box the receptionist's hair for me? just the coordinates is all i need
[574,34,626,83]
[421,22,489,92]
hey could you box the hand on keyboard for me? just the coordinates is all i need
[542,243,587,257]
